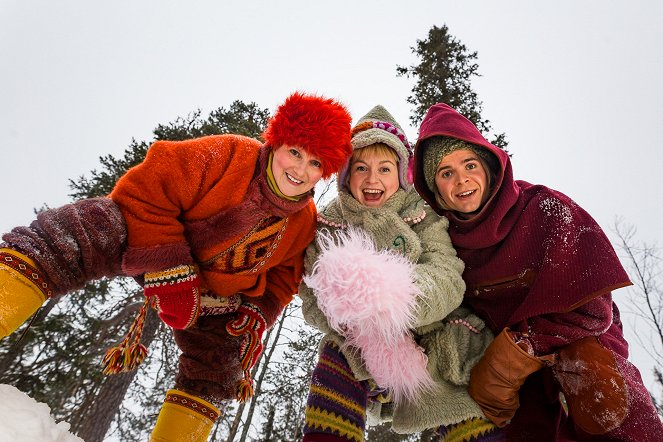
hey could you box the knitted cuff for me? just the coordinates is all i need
[122,241,192,277]
[144,265,200,329]
[199,292,241,316]
[437,417,503,441]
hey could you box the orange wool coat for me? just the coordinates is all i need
[110,134,317,307]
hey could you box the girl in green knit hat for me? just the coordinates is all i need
[299,105,501,441]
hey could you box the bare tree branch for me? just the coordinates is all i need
[613,219,663,365]
[613,218,663,416]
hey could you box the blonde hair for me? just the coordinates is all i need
[350,143,398,165]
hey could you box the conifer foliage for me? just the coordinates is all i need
[397,24,508,150]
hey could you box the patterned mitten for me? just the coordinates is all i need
[144,264,201,329]
[225,303,268,401]
[225,295,283,401]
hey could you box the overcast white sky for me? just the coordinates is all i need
[1,0,662,398]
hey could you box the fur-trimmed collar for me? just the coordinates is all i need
[317,188,426,229]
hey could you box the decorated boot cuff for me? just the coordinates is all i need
[0,248,53,299]
[164,389,220,423]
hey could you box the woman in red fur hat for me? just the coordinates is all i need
[412,103,663,441]
[0,92,353,441]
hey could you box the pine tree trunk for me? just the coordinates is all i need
[71,308,161,442]
[238,309,288,442]
[227,401,246,442]
[262,405,275,441]
[227,325,275,442]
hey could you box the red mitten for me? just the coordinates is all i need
[225,295,283,401]
[144,265,201,329]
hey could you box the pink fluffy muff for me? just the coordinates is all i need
[304,227,434,403]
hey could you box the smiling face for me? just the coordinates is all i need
[348,144,400,208]
[434,149,490,216]
[271,145,324,197]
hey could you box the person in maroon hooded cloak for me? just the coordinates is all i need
[412,103,663,441]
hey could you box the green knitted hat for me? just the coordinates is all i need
[422,136,496,193]
[338,105,412,191]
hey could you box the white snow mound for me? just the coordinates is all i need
[0,384,84,442]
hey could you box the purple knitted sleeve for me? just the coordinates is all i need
[2,197,127,295]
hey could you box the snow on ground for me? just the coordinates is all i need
[0,384,83,442]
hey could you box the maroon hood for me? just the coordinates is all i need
[412,103,630,331]
[413,103,519,243]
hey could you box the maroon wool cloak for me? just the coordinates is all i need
[412,103,631,336]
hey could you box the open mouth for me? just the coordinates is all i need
[286,173,303,185]
[362,189,383,201]
[456,189,476,199]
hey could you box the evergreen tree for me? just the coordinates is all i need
[397,24,508,149]
[69,100,270,199]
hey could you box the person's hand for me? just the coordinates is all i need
[553,336,627,435]
[143,264,201,329]
[468,328,555,427]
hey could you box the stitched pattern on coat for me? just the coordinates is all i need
[200,217,287,274]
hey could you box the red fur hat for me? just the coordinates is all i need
[263,92,353,179]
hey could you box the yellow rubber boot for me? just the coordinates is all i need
[0,248,51,340]
[151,389,220,442]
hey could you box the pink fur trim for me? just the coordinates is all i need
[354,333,434,404]
[304,227,433,402]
